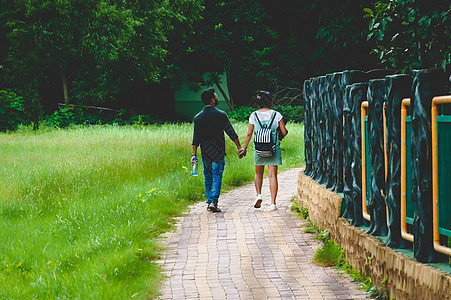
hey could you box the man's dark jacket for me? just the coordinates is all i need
[192,106,238,162]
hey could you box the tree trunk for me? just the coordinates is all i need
[225,66,234,109]
[214,76,234,111]
[61,65,69,108]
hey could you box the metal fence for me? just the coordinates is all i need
[303,69,451,264]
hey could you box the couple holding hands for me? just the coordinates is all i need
[191,88,288,213]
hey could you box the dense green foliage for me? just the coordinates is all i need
[274,105,305,124]
[47,107,75,128]
[0,0,203,124]
[1,1,448,129]
[172,0,378,106]
[0,122,304,298]
[1,0,377,127]
[0,89,24,131]
[365,0,450,72]
[227,105,304,123]
[43,106,162,128]
[227,106,256,123]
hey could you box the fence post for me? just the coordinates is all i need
[367,79,388,236]
[384,74,412,248]
[342,84,354,219]
[349,82,369,227]
[311,77,321,181]
[411,69,448,262]
[323,75,334,187]
[331,72,344,192]
[318,76,328,184]
[303,79,313,176]
[341,70,365,222]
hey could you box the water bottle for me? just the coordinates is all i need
[192,156,198,176]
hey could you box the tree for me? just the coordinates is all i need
[170,0,377,109]
[4,0,136,106]
[365,0,451,72]
[1,0,202,112]
[291,0,378,75]
[169,0,291,109]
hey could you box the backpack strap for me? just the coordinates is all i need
[268,111,277,128]
[255,111,277,129]
[254,112,264,128]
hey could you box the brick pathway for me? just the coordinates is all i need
[158,168,370,299]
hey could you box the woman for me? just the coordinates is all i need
[242,91,288,211]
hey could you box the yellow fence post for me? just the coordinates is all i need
[383,102,389,224]
[400,98,414,242]
[431,95,451,256]
[361,101,371,221]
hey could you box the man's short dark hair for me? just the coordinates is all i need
[201,88,215,105]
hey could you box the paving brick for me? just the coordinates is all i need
[157,168,371,299]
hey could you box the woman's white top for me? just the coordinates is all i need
[249,109,283,130]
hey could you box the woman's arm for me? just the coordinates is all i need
[242,123,254,152]
[278,119,288,137]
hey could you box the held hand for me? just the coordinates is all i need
[238,148,247,159]
[191,156,197,166]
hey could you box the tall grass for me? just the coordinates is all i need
[0,122,304,299]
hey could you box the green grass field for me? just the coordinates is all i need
[0,122,304,299]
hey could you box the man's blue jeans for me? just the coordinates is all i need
[202,156,225,204]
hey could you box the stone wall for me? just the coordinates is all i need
[298,171,451,300]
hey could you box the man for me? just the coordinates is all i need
[191,88,245,212]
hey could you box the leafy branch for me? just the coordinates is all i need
[365,0,451,72]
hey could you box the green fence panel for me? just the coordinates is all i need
[437,115,451,237]
[405,116,414,225]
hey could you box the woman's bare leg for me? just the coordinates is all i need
[254,165,265,196]
[268,165,278,205]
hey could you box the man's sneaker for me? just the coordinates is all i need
[208,203,221,213]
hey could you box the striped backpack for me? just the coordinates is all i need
[254,112,277,158]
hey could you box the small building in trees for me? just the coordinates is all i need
[174,72,230,121]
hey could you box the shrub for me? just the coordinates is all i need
[129,114,160,126]
[227,106,255,122]
[273,105,304,123]
[48,107,75,128]
[228,105,304,123]
[0,89,25,131]
[313,239,343,267]
[291,199,309,219]
[45,106,163,128]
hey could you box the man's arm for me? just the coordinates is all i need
[232,138,245,158]
[192,118,200,166]
[223,116,238,141]
[223,117,245,158]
